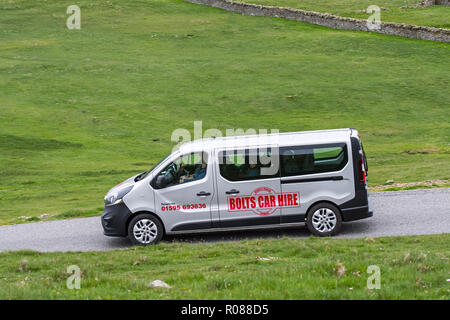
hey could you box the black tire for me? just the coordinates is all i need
[306,202,342,237]
[128,213,164,245]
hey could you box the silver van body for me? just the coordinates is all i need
[102,128,372,243]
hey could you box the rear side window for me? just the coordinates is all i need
[280,144,348,177]
[218,147,279,181]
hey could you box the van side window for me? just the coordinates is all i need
[218,147,279,181]
[153,152,208,189]
[280,144,348,177]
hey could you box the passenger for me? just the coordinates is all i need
[284,152,300,175]
[238,164,247,178]
[245,163,260,178]
[302,153,315,172]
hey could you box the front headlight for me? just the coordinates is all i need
[104,185,134,206]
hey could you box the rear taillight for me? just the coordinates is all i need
[358,157,366,184]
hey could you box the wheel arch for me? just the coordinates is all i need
[305,200,342,220]
[125,211,166,236]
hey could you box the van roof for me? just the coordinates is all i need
[178,128,355,153]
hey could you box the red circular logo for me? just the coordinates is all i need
[251,187,278,216]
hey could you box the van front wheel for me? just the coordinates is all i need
[128,214,163,245]
[306,203,342,237]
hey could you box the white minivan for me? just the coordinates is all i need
[102,128,372,245]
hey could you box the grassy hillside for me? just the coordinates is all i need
[242,0,450,28]
[0,234,448,299]
[0,0,449,223]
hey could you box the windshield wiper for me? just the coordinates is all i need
[134,171,147,182]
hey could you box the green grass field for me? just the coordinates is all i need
[0,234,448,299]
[0,0,449,224]
[0,0,449,301]
[242,0,450,28]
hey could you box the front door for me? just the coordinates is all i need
[153,151,214,232]
[215,146,282,228]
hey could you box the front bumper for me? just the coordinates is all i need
[101,201,132,237]
[340,205,373,222]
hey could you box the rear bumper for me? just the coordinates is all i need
[101,201,132,237]
[340,205,373,222]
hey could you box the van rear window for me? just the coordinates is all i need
[280,144,348,177]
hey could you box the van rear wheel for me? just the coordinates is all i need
[128,214,163,245]
[306,203,342,237]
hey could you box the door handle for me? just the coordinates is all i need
[225,189,240,195]
[196,191,211,197]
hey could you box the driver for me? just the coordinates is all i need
[180,161,206,183]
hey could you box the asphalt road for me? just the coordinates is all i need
[0,188,449,252]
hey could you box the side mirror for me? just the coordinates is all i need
[155,174,167,189]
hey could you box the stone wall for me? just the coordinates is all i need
[436,0,450,6]
[403,0,450,8]
[185,0,450,43]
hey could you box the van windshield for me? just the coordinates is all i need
[136,154,172,181]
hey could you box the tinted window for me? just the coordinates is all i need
[152,152,207,189]
[281,144,348,177]
[218,147,279,181]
